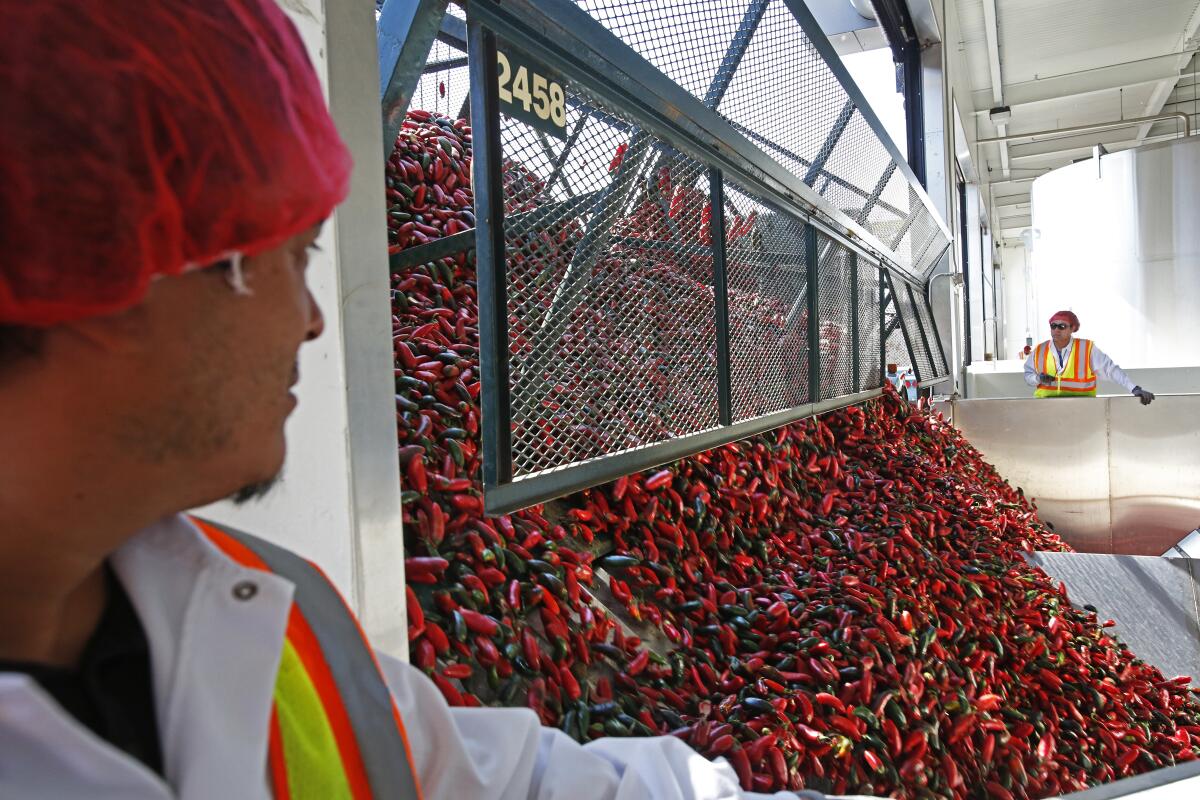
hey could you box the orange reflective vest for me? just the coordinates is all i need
[1034,338,1096,397]
[192,518,423,800]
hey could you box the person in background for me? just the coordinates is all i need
[0,2,874,798]
[1023,311,1155,404]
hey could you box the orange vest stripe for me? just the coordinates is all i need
[193,519,391,800]
[306,559,423,779]
[283,604,374,800]
[269,707,292,800]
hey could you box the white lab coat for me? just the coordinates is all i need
[1022,337,1137,392]
[0,515,881,800]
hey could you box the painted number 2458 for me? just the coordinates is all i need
[497,51,566,128]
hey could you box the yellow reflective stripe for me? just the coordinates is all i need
[274,639,355,800]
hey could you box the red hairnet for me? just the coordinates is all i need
[0,0,352,326]
[1049,310,1080,332]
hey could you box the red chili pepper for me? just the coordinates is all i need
[643,469,672,491]
[459,608,499,636]
[405,585,425,640]
[404,556,448,579]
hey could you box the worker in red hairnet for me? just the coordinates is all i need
[1023,311,1154,404]
[0,3,873,799]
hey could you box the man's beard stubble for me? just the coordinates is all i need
[231,472,283,505]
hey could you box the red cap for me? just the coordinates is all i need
[1049,310,1080,332]
[0,0,352,326]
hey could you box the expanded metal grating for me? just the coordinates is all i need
[814,234,855,400]
[857,262,883,393]
[411,37,471,122]
[500,83,720,477]
[574,0,750,103]
[889,276,944,384]
[722,183,812,421]
[571,0,950,278]
[451,0,954,509]
[908,283,950,378]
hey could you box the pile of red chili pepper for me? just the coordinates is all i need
[390,111,1200,799]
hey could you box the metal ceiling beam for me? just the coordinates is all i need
[970,52,1193,113]
[1133,2,1200,146]
[977,112,1190,146]
[980,0,1009,187]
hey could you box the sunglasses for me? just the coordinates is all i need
[1049,323,1071,331]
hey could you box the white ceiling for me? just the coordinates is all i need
[951,0,1200,238]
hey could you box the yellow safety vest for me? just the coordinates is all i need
[193,518,423,800]
[1034,338,1097,398]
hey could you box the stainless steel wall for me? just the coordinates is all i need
[936,395,1200,555]
[1028,136,1200,369]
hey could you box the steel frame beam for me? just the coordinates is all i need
[731,121,907,222]
[923,286,952,377]
[850,252,860,392]
[710,168,734,426]
[804,100,855,187]
[855,162,898,226]
[906,283,937,381]
[884,270,921,382]
[958,180,972,368]
[879,264,888,384]
[805,225,821,403]
[468,20,514,490]
[379,0,451,157]
[704,0,771,109]
[870,0,925,185]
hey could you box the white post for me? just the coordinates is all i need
[196,0,409,660]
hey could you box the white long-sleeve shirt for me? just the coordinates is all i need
[1022,338,1137,392]
[0,515,881,800]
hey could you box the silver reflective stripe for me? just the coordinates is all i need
[202,519,422,800]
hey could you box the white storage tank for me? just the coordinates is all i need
[1029,135,1200,370]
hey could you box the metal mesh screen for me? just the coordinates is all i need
[716,2,845,168]
[721,182,811,421]
[909,284,949,377]
[856,261,883,392]
[410,37,471,122]
[818,109,894,218]
[463,0,954,508]
[891,278,939,383]
[570,0,950,277]
[884,325,910,375]
[500,84,720,477]
[814,234,855,400]
[883,274,912,373]
[574,0,749,102]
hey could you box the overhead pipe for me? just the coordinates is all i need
[976,112,1191,145]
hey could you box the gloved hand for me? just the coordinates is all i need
[1132,386,1155,405]
[1038,372,1057,384]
